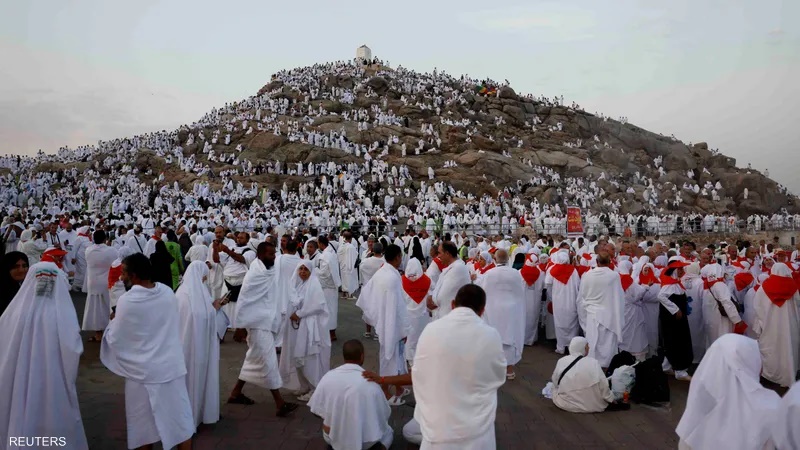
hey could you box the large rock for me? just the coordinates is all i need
[502,105,525,124]
[366,76,389,95]
[498,86,518,100]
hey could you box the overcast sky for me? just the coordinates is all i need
[1,0,798,193]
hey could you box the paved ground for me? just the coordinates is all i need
[74,293,688,449]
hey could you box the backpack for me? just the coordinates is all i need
[606,351,636,377]
[630,355,671,405]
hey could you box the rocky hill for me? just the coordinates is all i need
[55,62,800,217]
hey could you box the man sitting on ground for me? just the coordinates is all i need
[308,340,393,450]
[551,336,616,413]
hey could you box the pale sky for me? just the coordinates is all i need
[1,0,798,193]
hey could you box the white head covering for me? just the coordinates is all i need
[676,334,781,450]
[568,336,589,356]
[405,257,423,281]
[0,262,87,447]
[480,251,493,265]
[617,260,633,275]
[654,255,668,267]
[176,261,212,311]
[19,229,33,242]
[684,262,701,277]
[700,263,723,282]
[770,262,794,278]
[552,250,570,265]
[538,254,550,265]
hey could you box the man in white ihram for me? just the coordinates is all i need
[426,241,471,320]
[478,249,526,380]
[412,284,507,449]
[308,340,393,450]
[577,252,625,368]
[356,244,409,403]
[226,241,298,417]
[101,253,194,450]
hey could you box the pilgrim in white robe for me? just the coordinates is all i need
[619,272,648,359]
[308,364,393,450]
[401,258,432,365]
[71,229,91,290]
[551,337,614,413]
[101,282,194,450]
[520,260,544,345]
[430,259,471,320]
[279,261,331,393]
[701,264,743,349]
[577,266,624,367]
[772,380,800,450]
[337,240,359,295]
[751,264,800,387]
[546,253,581,353]
[682,266,706,363]
[317,246,342,331]
[358,263,409,376]
[676,334,781,450]
[0,262,88,450]
[274,252,302,347]
[175,262,220,428]
[81,242,118,331]
[413,307,506,449]
[479,265,526,366]
[235,258,283,390]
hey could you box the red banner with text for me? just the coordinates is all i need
[566,206,583,237]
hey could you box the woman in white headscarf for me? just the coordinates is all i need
[185,234,209,264]
[0,261,88,449]
[551,336,615,413]
[175,261,222,428]
[19,228,47,265]
[279,260,331,402]
[676,334,781,450]
[701,263,745,350]
[401,257,432,366]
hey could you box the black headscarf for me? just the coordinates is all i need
[1,251,29,316]
[149,241,174,288]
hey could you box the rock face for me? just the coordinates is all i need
[73,61,800,217]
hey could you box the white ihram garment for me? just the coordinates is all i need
[82,243,118,330]
[101,283,194,450]
[0,263,88,450]
[430,260,471,320]
[479,265,526,366]
[545,260,581,353]
[577,267,624,368]
[751,264,800,388]
[413,307,506,449]
[175,262,220,428]
[279,260,331,392]
[676,334,780,450]
[235,258,283,390]
[358,263,409,376]
[308,364,393,450]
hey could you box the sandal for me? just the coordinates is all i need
[276,402,299,417]
[506,372,516,380]
[227,393,255,405]
[87,336,100,343]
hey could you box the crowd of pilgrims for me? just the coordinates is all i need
[1,59,799,449]
[1,59,797,247]
[1,209,800,449]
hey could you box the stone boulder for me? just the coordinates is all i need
[498,86,519,101]
[366,76,390,95]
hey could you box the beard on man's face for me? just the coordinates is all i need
[123,280,132,291]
